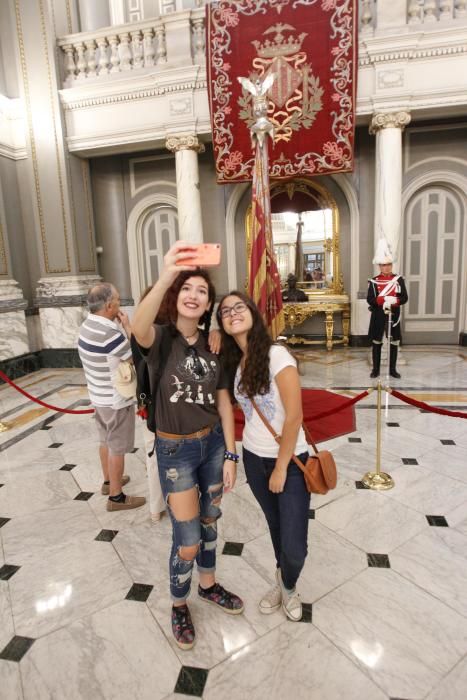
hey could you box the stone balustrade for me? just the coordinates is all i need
[360,0,377,35]
[408,0,466,23]
[57,2,467,87]
[360,0,466,35]
[57,8,206,87]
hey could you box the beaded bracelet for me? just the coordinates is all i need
[224,450,239,463]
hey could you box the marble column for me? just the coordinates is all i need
[370,111,411,262]
[166,135,205,244]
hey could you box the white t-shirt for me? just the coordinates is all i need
[234,345,309,458]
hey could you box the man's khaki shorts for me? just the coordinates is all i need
[94,405,135,456]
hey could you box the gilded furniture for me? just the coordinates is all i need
[283,296,350,351]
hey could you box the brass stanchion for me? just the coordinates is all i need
[0,421,10,433]
[362,380,394,490]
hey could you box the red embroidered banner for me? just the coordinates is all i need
[207,0,357,183]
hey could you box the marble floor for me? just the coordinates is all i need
[1,346,467,699]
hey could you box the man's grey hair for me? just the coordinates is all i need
[87,283,115,313]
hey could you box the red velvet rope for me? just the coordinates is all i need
[390,388,467,419]
[0,369,94,415]
[0,366,371,421]
[309,389,370,420]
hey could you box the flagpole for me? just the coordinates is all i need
[239,73,284,339]
[385,309,392,417]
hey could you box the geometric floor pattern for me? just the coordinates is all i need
[1,346,467,699]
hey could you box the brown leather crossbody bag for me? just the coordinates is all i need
[250,398,337,495]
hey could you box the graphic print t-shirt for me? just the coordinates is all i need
[147,327,228,434]
[234,345,308,458]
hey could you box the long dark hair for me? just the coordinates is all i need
[216,291,273,397]
[158,268,215,336]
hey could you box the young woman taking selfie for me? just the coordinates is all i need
[132,242,243,650]
[217,291,310,621]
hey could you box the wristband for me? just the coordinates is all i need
[224,450,239,463]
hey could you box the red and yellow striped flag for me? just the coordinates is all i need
[248,141,284,340]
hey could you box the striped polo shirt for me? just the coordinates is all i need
[78,313,133,409]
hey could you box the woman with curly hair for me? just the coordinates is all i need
[217,291,310,621]
[132,242,243,650]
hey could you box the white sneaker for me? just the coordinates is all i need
[259,569,282,614]
[277,569,302,622]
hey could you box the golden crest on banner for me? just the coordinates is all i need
[238,24,324,144]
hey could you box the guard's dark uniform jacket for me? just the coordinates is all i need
[367,273,408,342]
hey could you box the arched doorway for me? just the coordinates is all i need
[403,184,465,344]
[127,195,179,301]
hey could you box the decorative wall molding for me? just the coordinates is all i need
[377,69,404,89]
[0,96,27,160]
[60,74,207,111]
[169,97,192,117]
[35,275,102,302]
[405,320,454,332]
[358,26,467,66]
[404,123,467,172]
[359,42,467,66]
[0,279,27,311]
[357,85,467,117]
[129,163,175,198]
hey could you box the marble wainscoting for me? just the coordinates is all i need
[38,307,88,349]
[0,311,29,360]
[0,279,29,361]
[35,275,101,350]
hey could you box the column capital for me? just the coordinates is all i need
[166,134,205,154]
[369,111,411,135]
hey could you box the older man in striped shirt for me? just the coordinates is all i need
[78,283,146,512]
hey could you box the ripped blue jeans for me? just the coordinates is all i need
[156,422,225,602]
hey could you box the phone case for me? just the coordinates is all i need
[177,243,221,267]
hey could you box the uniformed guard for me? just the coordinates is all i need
[367,239,408,378]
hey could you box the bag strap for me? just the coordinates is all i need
[249,397,312,476]
[131,335,149,402]
[151,324,173,400]
[249,396,319,455]
[131,325,174,404]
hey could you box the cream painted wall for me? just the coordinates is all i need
[0,157,36,302]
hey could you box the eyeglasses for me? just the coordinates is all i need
[185,346,207,377]
[219,301,248,319]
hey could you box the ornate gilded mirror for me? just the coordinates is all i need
[246,178,343,296]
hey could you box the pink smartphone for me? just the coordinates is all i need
[176,243,221,267]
